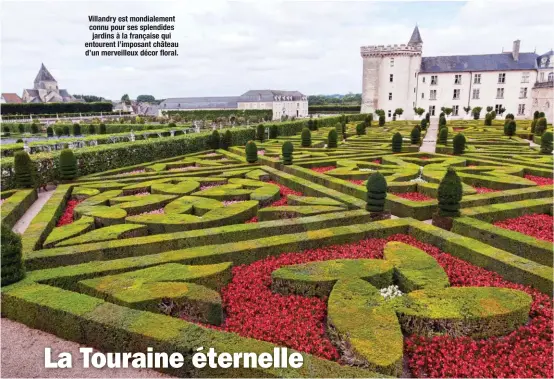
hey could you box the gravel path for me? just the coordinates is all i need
[12,188,56,234]
[1,319,169,378]
[420,118,438,153]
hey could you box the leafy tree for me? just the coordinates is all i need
[301,128,311,147]
[307,118,315,131]
[136,95,156,102]
[327,129,338,148]
[539,112,545,118]
[366,172,387,213]
[375,109,385,117]
[410,126,421,145]
[453,133,466,155]
[121,94,131,104]
[444,108,453,117]
[256,124,265,143]
[99,123,107,134]
[88,124,96,134]
[312,119,318,131]
[425,112,430,122]
[269,124,279,139]
[55,127,63,137]
[72,123,81,136]
[59,148,77,180]
[14,151,35,188]
[471,107,482,120]
[391,132,403,153]
[379,115,385,127]
[438,127,448,145]
[208,130,220,149]
[245,141,258,163]
[505,120,516,138]
[437,167,463,217]
[1,223,25,286]
[533,110,540,119]
[46,126,53,137]
[486,106,493,112]
[540,131,553,154]
[439,112,445,119]
[414,107,425,117]
[73,94,105,102]
[282,141,294,165]
[220,130,232,150]
[394,108,404,118]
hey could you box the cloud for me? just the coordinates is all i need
[1,0,552,99]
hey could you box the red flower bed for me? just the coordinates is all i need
[419,156,430,160]
[394,192,433,201]
[525,174,554,186]
[245,181,303,223]
[311,166,336,173]
[349,179,365,186]
[494,214,554,243]
[453,128,464,132]
[56,199,82,226]
[195,234,552,377]
[372,159,381,165]
[473,187,500,194]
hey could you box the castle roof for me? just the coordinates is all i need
[408,26,423,45]
[421,52,539,73]
[239,89,305,102]
[34,63,57,83]
[160,96,239,110]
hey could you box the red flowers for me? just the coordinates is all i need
[349,179,365,186]
[394,192,433,201]
[245,182,303,223]
[494,214,554,242]
[372,159,381,165]
[473,187,500,194]
[189,234,552,378]
[524,174,554,186]
[311,166,336,173]
[56,199,82,226]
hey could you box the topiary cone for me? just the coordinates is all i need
[438,127,448,145]
[301,128,311,147]
[410,127,421,145]
[437,167,463,217]
[540,131,553,154]
[366,172,387,213]
[452,133,466,155]
[1,223,25,286]
[328,129,338,148]
[245,141,258,163]
[14,151,36,188]
[59,148,78,180]
[391,132,403,153]
[282,141,294,165]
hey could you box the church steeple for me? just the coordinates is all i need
[408,25,423,46]
[34,63,57,84]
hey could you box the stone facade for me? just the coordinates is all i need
[21,64,77,103]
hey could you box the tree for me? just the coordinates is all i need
[14,151,35,188]
[536,118,547,136]
[121,94,131,103]
[471,107,482,120]
[282,141,294,165]
[18,124,25,134]
[420,118,428,130]
[484,113,492,126]
[540,131,553,154]
[425,112,430,122]
[379,115,386,126]
[245,141,258,163]
[437,167,463,217]
[505,113,515,121]
[375,109,385,117]
[439,115,447,128]
[1,223,25,286]
[99,123,107,134]
[73,94,105,102]
[46,126,53,137]
[414,107,425,117]
[136,95,156,102]
[256,124,265,143]
[63,125,70,136]
[505,120,516,138]
[453,133,466,155]
[88,124,96,134]
[539,112,545,118]
[392,132,403,153]
[72,123,81,136]
[394,108,404,118]
[533,110,540,120]
[490,111,496,119]
[486,106,493,112]
[208,130,220,149]
[312,119,318,131]
[55,127,63,137]
[444,108,453,117]
[327,129,338,148]
[220,130,232,150]
[269,124,278,139]
[366,172,387,213]
[31,123,39,134]
[356,122,366,135]
[410,126,421,145]
[307,118,315,131]
[59,148,77,180]
[438,127,448,145]
[301,128,311,147]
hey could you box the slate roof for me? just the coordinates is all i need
[160,96,239,110]
[23,89,40,97]
[34,63,57,83]
[408,26,423,45]
[421,52,539,73]
[1,93,23,103]
[238,90,305,102]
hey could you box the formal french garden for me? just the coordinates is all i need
[1,113,552,378]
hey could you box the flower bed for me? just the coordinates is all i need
[524,174,554,186]
[56,199,82,226]
[245,181,303,223]
[311,166,336,174]
[473,187,500,194]
[189,234,552,378]
[394,192,433,201]
[494,214,554,243]
[349,179,365,186]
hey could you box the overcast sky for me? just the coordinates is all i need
[1,0,553,100]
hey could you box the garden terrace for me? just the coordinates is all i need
[1,117,552,378]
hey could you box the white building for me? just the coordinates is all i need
[361,27,553,120]
[160,90,308,121]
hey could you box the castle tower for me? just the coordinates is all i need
[361,26,423,119]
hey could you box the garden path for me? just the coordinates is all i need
[419,118,438,153]
[12,187,55,234]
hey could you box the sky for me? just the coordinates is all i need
[1,0,553,100]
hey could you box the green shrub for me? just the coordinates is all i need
[486,106,493,112]
[505,113,514,121]
[1,223,25,286]
[392,132,403,153]
[366,172,387,213]
[30,123,39,134]
[46,126,54,137]
[282,141,294,165]
[341,121,347,136]
[301,128,311,147]
[220,130,232,150]
[307,118,315,131]
[438,127,448,145]
[59,148,77,180]
[425,112,430,122]
[439,116,447,128]
[420,118,428,130]
[16,138,23,143]
[539,112,545,118]
[472,107,482,120]
[452,133,466,155]
[269,124,278,139]
[256,124,265,142]
[490,111,496,119]
[208,130,220,149]
[410,126,421,145]
[356,122,366,135]
[536,118,547,136]
[168,122,176,128]
[533,111,540,120]
[439,112,445,119]
[88,124,96,134]
[62,125,70,136]
[17,124,25,134]
[484,113,492,126]
[379,115,385,126]
[14,151,35,188]
[437,167,462,217]
[505,120,516,138]
[99,123,107,134]
[245,140,258,163]
[72,123,81,136]
[540,131,553,154]
[327,129,338,148]
[55,127,63,137]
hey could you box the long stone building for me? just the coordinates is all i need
[361,26,553,120]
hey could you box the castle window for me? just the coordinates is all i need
[496,88,504,99]
[389,93,393,100]
[452,105,459,116]
[521,72,529,83]
[474,74,481,84]
[390,74,394,83]
[429,105,436,116]
[453,89,460,100]
[390,58,394,67]
[517,104,525,115]
[421,92,424,99]
[472,89,480,99]
[498,73,506,84]
[519,87,527,98]
[549,72,554,82]
[422,77,426,83]
[431,75,438,85]
[540,72,545,81]
[430,90,437,100]
[388,110,392,118]
[495,104,503,113]
[454,75,462,84]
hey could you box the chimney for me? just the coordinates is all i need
[512,39,520,61]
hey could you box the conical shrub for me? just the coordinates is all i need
[256,124,265,142]
[14,151,35,188]
[327,129,338,148]
[438,127,448,145]
[245,141,258,163]
[59,148,77,180]
[437,167,463,217]
[220,130,232,150]
[1,224,25,286]
[282,141,294,165]
[208,130,220,149]
[540,131,553,154]
[392,132,403,153]
[366,172,387,213]
[410,127,421,145]
[301,128,311,147]
[452,133,466,155]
